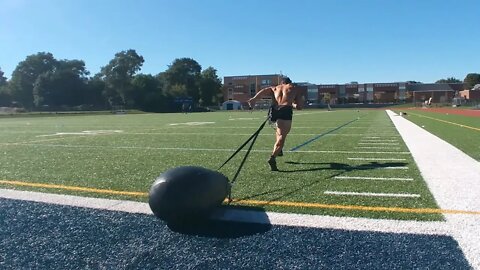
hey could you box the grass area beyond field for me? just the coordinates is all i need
[0,109,447,221]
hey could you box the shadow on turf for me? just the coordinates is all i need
[165,205,272,238]
[236,161,408,202]
[280,161,408,173]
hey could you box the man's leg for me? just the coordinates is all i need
[268,119,292,171]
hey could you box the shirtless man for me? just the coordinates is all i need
[247,77,304,171]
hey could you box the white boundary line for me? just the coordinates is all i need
[0,188,450,236]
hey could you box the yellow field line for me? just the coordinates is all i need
[0,180,147,197]
[1,179,480,215]
[409,112,480,132]
[230,199,480,215]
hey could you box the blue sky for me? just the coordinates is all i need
[1,0,479,84]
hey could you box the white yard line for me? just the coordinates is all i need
[0,188,449,236]
[360,140,399,142]
[364,136,399,139]
[371,167,409,170]
[347,158,406,161]
[293,111,332,116]
[355,146,401,150]
[324,191,420,198]
[358,142,400,145]
[334,176,413,181]
[387,109,480,269]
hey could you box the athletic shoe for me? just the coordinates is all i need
[267,156,278,171]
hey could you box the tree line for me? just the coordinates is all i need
[435,74,480,89]
[2,51,480,112]
[0,50,223,112]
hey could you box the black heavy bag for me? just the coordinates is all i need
[149,166,230,222]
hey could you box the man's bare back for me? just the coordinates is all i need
[248,79,303,110]
[272,84,296,106]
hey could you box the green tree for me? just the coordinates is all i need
[32,59,89,109]
[98,49,144,105]
[435,77,462,83]
[199,67,222,106]
[464,73,480,89]
[163,58,202,102]
[0,67,7,86]
[0,67,12,106]
[131,74,166,112]
[9,52,57,109]
[86,75,108,109]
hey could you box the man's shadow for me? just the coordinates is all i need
[280,161,408,173]
[237,161,408,203]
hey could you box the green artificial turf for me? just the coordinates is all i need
[0,109,444,220]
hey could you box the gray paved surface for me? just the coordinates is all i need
[0,198,471,269]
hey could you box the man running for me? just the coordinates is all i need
[247,77,304,171]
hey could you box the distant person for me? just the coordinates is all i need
[247,77,304,171]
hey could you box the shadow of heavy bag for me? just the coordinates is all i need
[149,166,230,223]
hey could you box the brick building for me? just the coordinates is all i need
[459,89,480,101]
[222,74,464,106]
[408,83,464,105]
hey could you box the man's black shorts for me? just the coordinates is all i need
[269,105,293,122]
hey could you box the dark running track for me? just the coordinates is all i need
[0,198,471,269]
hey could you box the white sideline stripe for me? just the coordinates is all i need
[347,157,406,161]
[324,191,420,198]
[0,188,449,236]
[334,176,414,181]
[0,143,411,154]
[387,109,480,269]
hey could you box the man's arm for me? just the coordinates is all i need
[293,92,305,110]
[247,86,274,107]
